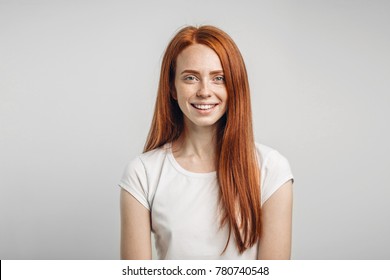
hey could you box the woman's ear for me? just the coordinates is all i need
[171,88,177,100]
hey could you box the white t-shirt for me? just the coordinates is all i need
[118,142,294,259]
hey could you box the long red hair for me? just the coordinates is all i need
[144,25,261,254]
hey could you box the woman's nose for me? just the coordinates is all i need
[196,82,212,98]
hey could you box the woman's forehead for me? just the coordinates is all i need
[176,44,223,72]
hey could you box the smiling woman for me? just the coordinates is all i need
[174,44,227,129]
[118,25,294,260]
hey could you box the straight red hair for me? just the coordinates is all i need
[144,25,261,254]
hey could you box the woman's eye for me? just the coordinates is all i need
[184,75,197,81]
[215,76,225,82]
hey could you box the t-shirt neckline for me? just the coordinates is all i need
[165,143,217,178]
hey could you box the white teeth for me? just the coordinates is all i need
[193,104,216,110]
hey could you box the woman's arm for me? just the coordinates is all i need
[257,180,293,259]
[120,188,152,259]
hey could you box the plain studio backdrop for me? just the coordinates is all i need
[1,0,389,259]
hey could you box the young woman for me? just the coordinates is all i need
[119,25,294,260]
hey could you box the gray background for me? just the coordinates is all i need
[1,0,389,259]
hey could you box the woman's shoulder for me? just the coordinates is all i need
[138,143,169,164]
[255,142,294,204]
[255,142,280,162]
[254,142,291,171]
[123,143,171,176]
[120,144,170,187]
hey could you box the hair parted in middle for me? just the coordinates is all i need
[144,25,261,254]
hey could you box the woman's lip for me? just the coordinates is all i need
[191,103,218,110]
[191,103,219,113]
[191,103,219,105]
[191,103,218,106]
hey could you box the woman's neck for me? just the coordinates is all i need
[173,122,217,161]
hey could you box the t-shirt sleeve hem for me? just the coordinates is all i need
[261,174,294,205]
[118,182,150,211]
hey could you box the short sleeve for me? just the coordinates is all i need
[118,157,150,210]
[261,150,294,205]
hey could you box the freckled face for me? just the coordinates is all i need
[174,44,227,129]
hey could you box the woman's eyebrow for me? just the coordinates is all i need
[180,69,224,75]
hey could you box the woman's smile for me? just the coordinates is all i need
[190,103,220,116]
